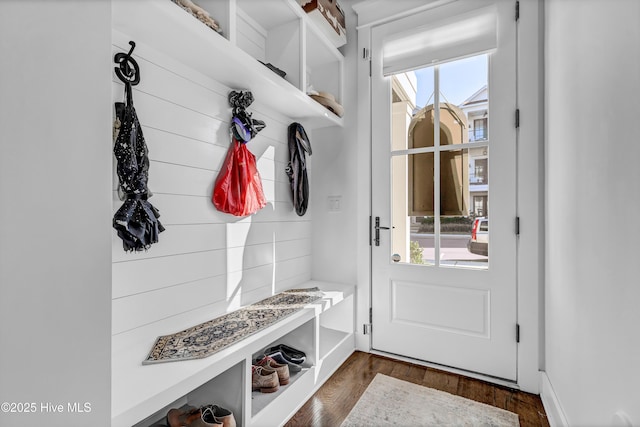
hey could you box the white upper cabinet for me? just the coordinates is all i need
[112,0,344,129]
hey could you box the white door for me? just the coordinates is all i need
[370,0,518,381]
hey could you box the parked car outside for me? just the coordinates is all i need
[467,217,488,256]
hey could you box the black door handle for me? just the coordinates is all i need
[374,216,390,246]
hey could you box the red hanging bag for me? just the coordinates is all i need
[213,138,267,216]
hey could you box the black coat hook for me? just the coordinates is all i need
[114,41,140,86]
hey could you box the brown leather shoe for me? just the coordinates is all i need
[252,365,279,393]
[167,406,201,427]
[256,355,290,385]
[168,406,225,427]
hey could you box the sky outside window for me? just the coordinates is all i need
[415,55,488,108]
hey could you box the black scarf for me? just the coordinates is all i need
[286,123,312,216]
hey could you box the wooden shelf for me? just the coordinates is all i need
[112,0,343,129]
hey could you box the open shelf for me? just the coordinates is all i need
[235,0,303,90]
[112,0,343,129]
[319,326,351,360]
[305,16,344,102]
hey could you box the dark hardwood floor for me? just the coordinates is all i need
[285,351,549,427]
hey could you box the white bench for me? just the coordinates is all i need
[112,281,355,427]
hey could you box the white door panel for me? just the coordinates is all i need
[390,280,489,337]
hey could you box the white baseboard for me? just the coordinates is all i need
[540,371,569,427]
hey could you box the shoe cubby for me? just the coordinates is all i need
[131,361,244,427]
[186,361,245,427]
[112,0,343,130]
[131,398,189,427]
[249,317,316,423]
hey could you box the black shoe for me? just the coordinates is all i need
[264,344,306,364]
[266,351,303,373]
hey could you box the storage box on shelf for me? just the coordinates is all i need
[299,0,347,48]
[182,0,232,39]
[112,0,343,129]
[113,282,354,427]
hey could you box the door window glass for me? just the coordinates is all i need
[390,54,489,269]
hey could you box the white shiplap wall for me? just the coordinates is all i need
[111,33,311,338]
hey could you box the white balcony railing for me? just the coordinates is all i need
[468,129,488,142]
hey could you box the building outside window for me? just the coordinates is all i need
[473,118,488,141]
[460,85,489,217]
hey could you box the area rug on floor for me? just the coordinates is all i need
[340,374,520,427]
[143,287,322,364]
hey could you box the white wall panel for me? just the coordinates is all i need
[275,239,312,262]
[124,58,228,120]
[143,127,227,170]
[246,202,308,222]
[0,3,113,425]
[121,193,219,225]
[227,243,274,273]
[112,32,229,101]
[113,250,227,298]
[275,272,312,294]
[112,275,227,334]
[112,224,227,262]
[121,88,225,143]
[236,9,268,61]
[545,0,640,423]
[149,161,216,196]
[276,255,312,283]
[112,33,313,343]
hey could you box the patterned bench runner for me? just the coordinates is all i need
[143,287,323,364]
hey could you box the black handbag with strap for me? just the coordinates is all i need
[286,123,312,216]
